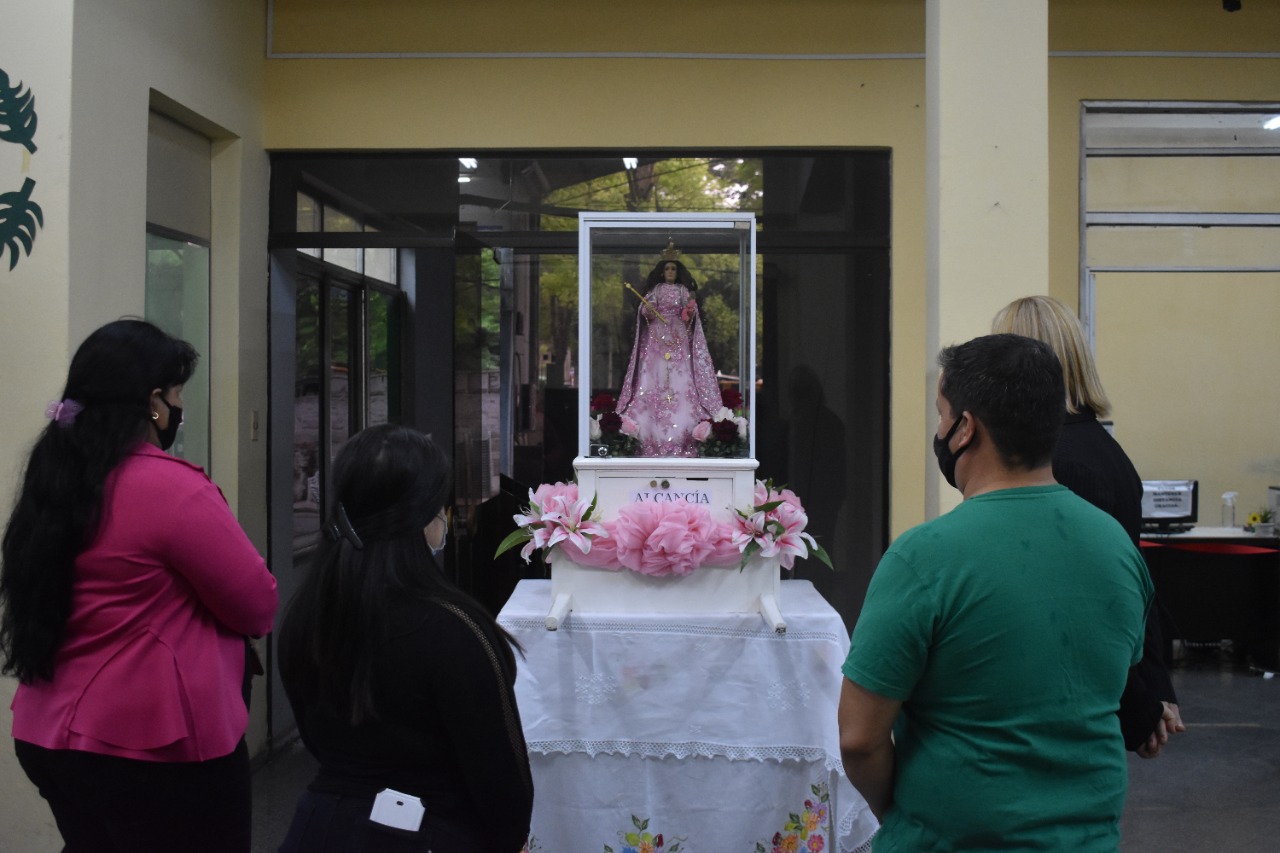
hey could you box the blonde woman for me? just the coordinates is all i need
[993,295,1184,758]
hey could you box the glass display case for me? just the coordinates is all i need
[577,212,756,462]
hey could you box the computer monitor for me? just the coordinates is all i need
[1140,479,1198,533]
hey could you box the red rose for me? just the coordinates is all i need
[712,419,739,443]
[721,388,743,410]
[600,411,623,433]
[591,392,616,414]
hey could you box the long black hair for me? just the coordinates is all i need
[644,258,698,292]
[1,319,198,683]
[278,424,519,726]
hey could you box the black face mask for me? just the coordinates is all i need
[157,396,184,452]
[933,415,968,490]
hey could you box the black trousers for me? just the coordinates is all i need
[15,738,251,853]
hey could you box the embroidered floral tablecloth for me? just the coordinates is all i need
[498,580,878,853]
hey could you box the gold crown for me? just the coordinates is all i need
[660,239,680,261]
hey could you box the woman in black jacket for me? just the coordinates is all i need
[278,425,533,851]
[994,295,1184,758]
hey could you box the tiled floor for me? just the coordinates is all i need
[250,645,1280,852]
[1120,645,1280,852]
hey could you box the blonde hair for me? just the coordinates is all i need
[991,295,1111,417]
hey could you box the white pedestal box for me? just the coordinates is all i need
[543,456,786,633]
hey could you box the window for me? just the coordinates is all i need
[269,151,890,630]
[288,191,404,556]
[1082,102,1280,514]
[145,229,210,466]
[145,111,211,467]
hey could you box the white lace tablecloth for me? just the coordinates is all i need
[498,579,878,853]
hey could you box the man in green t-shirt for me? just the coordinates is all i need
[839,334,1152,852]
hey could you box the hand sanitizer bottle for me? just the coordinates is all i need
[1222,491,1237,528]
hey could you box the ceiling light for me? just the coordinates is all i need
[459,157,478,170]
[1264,116,1280,131]
[457,175,471,183]
[622,157,639,170]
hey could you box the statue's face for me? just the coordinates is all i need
[663,262,678,283]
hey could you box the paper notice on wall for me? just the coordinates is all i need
[1141,480,1196,518]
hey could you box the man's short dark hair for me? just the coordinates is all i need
[938,333,1066,469]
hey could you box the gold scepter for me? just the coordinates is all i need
[624,281,669,325]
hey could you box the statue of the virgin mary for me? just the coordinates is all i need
[615,241,722,457]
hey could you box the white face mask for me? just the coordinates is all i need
[427,510,448,560]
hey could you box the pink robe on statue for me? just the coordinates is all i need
[616,283,722,457]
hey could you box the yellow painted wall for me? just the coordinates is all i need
[268,0,925,56]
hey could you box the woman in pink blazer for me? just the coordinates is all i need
[1,319,278,853]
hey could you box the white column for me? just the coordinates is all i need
[925,0,1049,514]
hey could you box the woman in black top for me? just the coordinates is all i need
[994,296,1184,758]
[278,425,533,852]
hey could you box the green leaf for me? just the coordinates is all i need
[494,527,533,559]
[738,539,760,571]
[755,499,785,513]
[604,846,614,853]
[0,70,38,154]
[807,540,836,571]
[0,178,42,271]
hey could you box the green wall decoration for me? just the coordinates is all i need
[0,70,38,154]
[0,178,43,270]
[0,67,41,271]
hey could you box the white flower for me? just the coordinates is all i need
[588,415,602,440]
[734,416,748,439]
[715,406,734,423]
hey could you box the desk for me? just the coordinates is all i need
[498,580,878,853]
[1141,527,1280,669]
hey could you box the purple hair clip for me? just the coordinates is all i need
[45,399,84,428]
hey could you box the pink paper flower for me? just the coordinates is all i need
[610,502,729,577]
[621,416,640,436]
[692,420,712,442]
